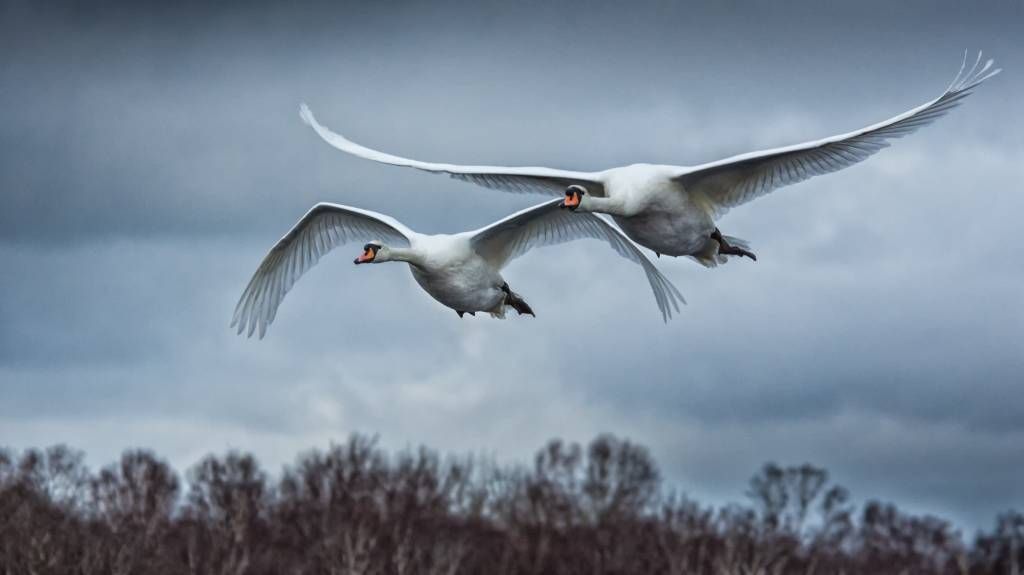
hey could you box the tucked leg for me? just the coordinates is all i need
[711,228,757,261]
[500,282,535,317]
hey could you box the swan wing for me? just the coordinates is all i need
[675,52,1000,217]
[232,203,413,338]
[470,200,685,321]
[300,104,607,197]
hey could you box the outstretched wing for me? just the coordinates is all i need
[300,104,607,197]
[675,51,1001,217]
[232,203,413,339]
[470,200,685,322]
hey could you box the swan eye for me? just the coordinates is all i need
[562,187,584,210]
[355,243,379,264]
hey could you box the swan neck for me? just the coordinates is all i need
[582,195,626,216]
[385,246,421,265]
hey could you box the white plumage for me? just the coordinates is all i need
[300,52,1000,265]
[232,200,684,338]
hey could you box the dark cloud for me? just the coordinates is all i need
[2,0,1022,533]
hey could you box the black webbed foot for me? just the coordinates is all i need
[711,228,757,261]
[500,282,535,317]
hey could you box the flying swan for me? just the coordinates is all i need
[232,199,684,338]
[299,52,1000,266]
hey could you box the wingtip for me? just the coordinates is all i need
[949,50,1001,93]
[298,102,315,127]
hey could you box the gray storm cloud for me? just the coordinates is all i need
[1,0,1022,531]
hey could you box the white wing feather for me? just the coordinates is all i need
[469,200,685,322]
[675,51,1001,216]
[232,203,413,339]
[300,104,607,197]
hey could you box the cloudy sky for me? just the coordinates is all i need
[2,0,1022,531]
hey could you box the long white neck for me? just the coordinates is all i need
[381,246,422,266]
[579,194,629,216]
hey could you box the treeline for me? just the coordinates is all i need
[1,435,1021,574]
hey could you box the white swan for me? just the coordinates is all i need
[232,199,684,338]
[300,52,999,266]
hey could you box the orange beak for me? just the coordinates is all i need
[561,190,581,209]
[354,248,375,264]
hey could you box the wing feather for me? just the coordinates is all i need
[469,200,685,321]
[300,104,607,197]
[675,51,1000,216]
[232,203,412,338]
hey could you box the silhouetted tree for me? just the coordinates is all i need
[88,449,180,573]
[972,510,1024,575]
[0,436,1018,574]
[856,500,965,575]
[183,451,273,574]
[0,446,91,574]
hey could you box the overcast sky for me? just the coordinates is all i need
[2,0,1022,532]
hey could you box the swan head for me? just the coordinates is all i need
[353,242,386,264]
[560,185,587,211]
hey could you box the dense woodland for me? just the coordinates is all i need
[1,435,1021,574]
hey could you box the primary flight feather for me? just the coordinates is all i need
[300,51,999,267]
[232,200,684,338]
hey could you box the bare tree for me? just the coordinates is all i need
[183,451,271,574]
[88,450,180,573]
[0,437,1019,574]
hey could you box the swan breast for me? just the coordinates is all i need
[408,239,505,312]
[604,168,717,256]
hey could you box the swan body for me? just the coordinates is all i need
[299,52,1000,266]
[402,236,507,314]
[232,199,684,338]
[590,164,716,257]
